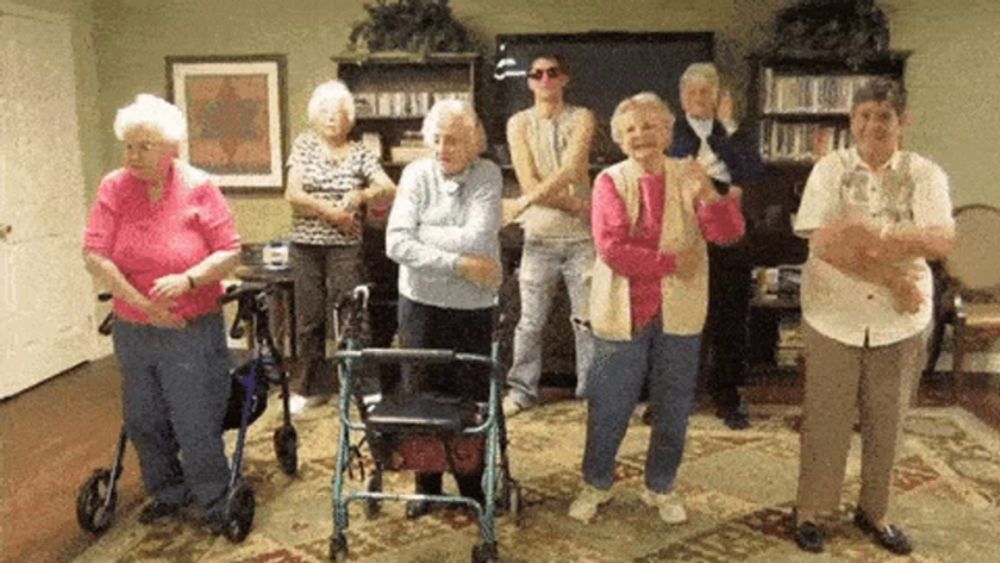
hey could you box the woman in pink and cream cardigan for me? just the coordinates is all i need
[568,92,745,525]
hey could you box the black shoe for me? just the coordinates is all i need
[853,510,913,555]
[724,409,750,430]
[794,521,825,553]
[137,500,186,524]
[716,399,751,429]
[640,404,653,426]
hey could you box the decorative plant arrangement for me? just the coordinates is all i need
[348,0,480,54]
[765,0,890,65]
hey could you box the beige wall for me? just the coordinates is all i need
[83,0,999,242]
[85,0,786,242]
[92,0,368,242]
[886,0,1000,206]
[6,0,102,199]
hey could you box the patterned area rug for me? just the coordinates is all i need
[76,400,1000,562]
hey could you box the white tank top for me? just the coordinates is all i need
[519,105,591,240]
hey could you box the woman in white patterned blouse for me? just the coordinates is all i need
[284,80,395,413]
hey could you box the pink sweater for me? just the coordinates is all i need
[84,164,241,323]
[592,172,744,331]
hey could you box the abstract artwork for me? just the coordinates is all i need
[167,55,287,189]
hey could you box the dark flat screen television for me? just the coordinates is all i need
[492,32,714,166]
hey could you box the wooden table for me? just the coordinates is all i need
[233,265,296,359]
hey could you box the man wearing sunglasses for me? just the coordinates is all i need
[668,62,763,430]
[503,54,596,416]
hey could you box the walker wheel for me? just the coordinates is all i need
[274,424,299,476]
[472,542,499,563]
[329,533,348,561]
[76,468,117,534]
[222,482,255,543]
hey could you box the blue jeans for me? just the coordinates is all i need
[506,238,594,404]
[582,320,700,492]
[113,313,232,516]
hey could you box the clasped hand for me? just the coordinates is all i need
[323,207,361,238]
[145,274,191,328]
[819,221,923,314]
[456,254,502,289]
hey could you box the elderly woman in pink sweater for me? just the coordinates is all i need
[568,92,744,525]
[83,94,240,533]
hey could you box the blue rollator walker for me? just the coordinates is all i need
[75,283,298,543]
[328,287,522,563]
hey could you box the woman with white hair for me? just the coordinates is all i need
[568,92,744,525]
[670,62,764,430]
[83,94,241,531]
[386,99,502,519]
[285,80,395,412]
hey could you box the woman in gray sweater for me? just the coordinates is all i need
[385,99,502,519]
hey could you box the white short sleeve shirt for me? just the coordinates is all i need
[794,148,954,347]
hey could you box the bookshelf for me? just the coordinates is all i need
[744,51,910,268]
[751,52,910,167]
[332,51,479,170]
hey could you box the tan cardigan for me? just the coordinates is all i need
[589,158,709,341]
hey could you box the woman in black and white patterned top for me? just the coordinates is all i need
[285,80,395,412]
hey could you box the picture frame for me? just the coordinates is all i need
[166,55,288,190]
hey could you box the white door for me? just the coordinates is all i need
[0,5,95,398]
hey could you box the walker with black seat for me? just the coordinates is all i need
[327,287,521,563]
[75,282,298,543]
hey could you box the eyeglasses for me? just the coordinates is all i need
[527,67,562,81]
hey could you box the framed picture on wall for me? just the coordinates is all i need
[166,54,288,190]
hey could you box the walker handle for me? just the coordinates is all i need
[357,348,456,364]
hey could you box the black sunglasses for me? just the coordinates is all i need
[527,67,562,80]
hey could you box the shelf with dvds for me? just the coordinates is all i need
[750,51,910,166]
[744,51,909,267]
[332,51,479,171]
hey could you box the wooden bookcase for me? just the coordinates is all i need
[332,51,479,172]
[745,50,909,267]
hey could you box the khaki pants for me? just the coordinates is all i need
[796,323,922,523]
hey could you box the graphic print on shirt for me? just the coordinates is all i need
[287,132,380,246]
[838,152,915,225]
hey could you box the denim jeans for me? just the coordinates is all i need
[582,320,701,492]
[506,238,594,405]
[113,313,232,515]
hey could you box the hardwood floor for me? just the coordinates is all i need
[1,357,143,563]
[0,357,995,563]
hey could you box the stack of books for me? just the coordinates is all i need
[776,315,805,368]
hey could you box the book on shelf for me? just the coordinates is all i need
[762,69,881,114]
[759,121,851,162]
[776,349,803,368]
[354,91,471,119]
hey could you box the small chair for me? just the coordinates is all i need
[939,205,1000,392]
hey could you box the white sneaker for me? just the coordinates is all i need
[568,483,613,523]
[502,395,528,418]
[289,393,330,415]
[640,488,687,524]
